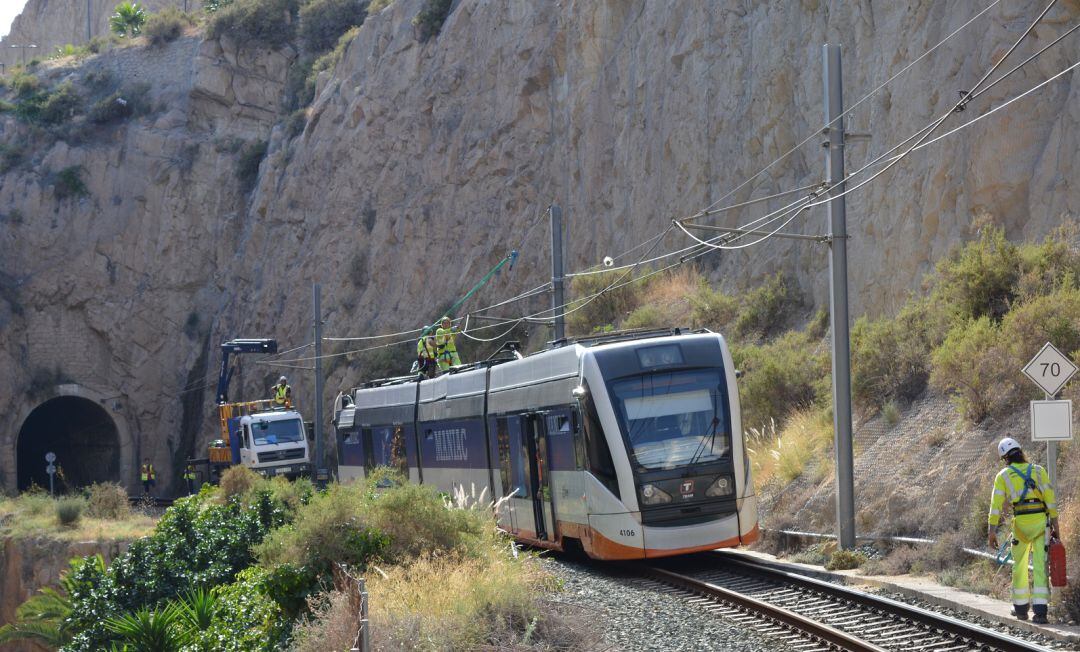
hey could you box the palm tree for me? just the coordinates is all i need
[110,2,147,38]
[105,603,189,652]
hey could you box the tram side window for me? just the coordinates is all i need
[581,383,619,499]
[496,417,512,496]
[572,407,586,471]
[390,426,408,477]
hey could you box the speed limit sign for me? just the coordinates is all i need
[1022,342,1078,396]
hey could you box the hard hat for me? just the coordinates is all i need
[997,437,1021,458]
[279,376,287,383]
[441,315,451,322]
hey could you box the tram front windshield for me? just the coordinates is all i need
[610,370,730,470]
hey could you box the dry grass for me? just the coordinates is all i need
[291,589,360,652]
[748,408,834,488]
[368,553,560,650]
[0,492,156,541]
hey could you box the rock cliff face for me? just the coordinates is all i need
[0,0,186,71]
[0,0,1078,493]
[0,536,129,652]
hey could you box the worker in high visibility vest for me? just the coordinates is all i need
[271,376,292,408]
[183,463,197,495]
[416,334,438,378]
[988,437,1059,624]
[435,316,461,371]
[140,458,156,496]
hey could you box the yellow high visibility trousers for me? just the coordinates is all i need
[1011,512,1049,608]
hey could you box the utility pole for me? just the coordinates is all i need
[550,205,566,342]
[312,283,326,487]
[87,0,92,42]
[824,44,856,550]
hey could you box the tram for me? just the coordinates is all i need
[334,328,758,559]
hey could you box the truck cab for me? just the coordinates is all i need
[236,409,311,478]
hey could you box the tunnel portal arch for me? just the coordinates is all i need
[16,395,122,491]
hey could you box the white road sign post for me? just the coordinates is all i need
[45,452,57,496]
[1022,343,1077,489]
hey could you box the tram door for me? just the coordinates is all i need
[524,413,556,542]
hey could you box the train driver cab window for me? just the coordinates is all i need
[579,381,619,498]
[571,407,586,470]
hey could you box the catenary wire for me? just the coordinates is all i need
[684,0,1002,220]
[570,0,1000,271]
[680,0,1062,248]
[270,0,1025,355]
[967,21,1080,103]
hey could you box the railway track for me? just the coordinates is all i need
[127,496,174,507]
[637,551,1053,652]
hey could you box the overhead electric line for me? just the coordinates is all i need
[275,0,1059,362]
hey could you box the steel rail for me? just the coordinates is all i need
[640,565,888,652]
[709,551,1052,652]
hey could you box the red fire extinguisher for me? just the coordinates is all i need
[1049,535,1067,588]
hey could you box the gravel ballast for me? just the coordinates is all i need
[541,557,799,652]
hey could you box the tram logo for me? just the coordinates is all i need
[680,480,694,495]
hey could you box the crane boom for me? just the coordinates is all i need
[215,338,278,404]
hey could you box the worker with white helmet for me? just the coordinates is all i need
[988,437,1059,624]
[271,375,292,408]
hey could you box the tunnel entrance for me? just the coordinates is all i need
[17,396,121,491]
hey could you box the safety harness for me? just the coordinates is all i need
[1009,464,1046,516]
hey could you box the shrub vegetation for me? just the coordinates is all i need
[54,166,90,199]
[143,7,194,46]
[208,0,301,47]
[299,0,366,53]
[413,0,452,41]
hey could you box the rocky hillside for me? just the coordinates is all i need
[0,0,1078,493]
[0,0,187,70]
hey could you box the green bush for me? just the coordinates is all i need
[88,91,134,124]
[143,7,192,46]
[931,225,1019,322]
[299,0,366,54]
[566,270,648,336]
[60,492,290,651]
[1016,229,1080,301]
[0,143,23,173]
[1000,284,1080,368]
[623,304,666,330]
[689,283,738,331]
[188,567,289,650]
[851,301,934,408]
[236,139,267,192]
[734,272,795,340]
[413,0,452,41]
[208,0,300,48]
[732,330,830,430]
[825,549,867,571]
[85,483,131,520]
[17,81,82,125]
[56,498,85,526]
[255,482,386,572]
[929,316,1006,423]
[54,166,89,200]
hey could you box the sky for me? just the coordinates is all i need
[0,0,28,39]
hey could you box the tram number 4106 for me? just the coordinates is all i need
[619,529,636,537]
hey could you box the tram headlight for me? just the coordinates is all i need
[705,476,733,497]
[640,484,671,505]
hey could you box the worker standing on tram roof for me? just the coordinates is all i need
[987,437,1059,624]
[416,334,438,378]
[436,316,461,371]
[271,376,292,408]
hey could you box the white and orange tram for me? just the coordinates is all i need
[334,329,758,560]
